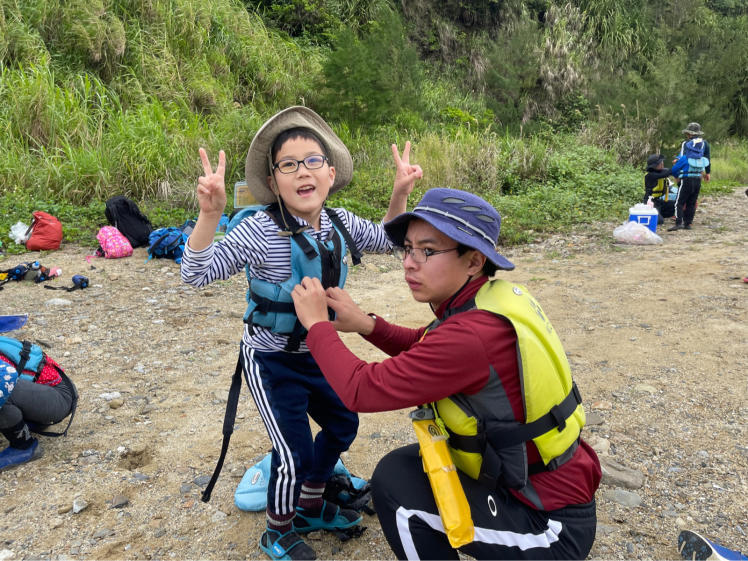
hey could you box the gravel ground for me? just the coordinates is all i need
[0,186,746,560]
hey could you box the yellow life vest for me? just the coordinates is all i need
[429,279,585,492]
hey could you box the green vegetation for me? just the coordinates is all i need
[1,0,747,256]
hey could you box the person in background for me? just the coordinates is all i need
[643,153,686,225]
[291,187,601,560]
[0,353,77,471]
[670,122,711,231]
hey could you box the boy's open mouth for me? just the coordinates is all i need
[297,185,315,196]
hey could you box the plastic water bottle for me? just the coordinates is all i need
[646,196,654,208]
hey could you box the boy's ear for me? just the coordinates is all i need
[267,175,278,194]
[328,165,336,186]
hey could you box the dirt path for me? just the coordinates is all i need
[0,187,746,560]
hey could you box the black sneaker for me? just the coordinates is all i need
[259,528,316,560]
[684,224,693,230]
[668,224,684,231]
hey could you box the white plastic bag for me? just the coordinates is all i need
[10,221,30,244]
[613,220,663,245]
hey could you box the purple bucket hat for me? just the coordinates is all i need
[384,188,515,271]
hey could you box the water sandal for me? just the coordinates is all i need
[259,529,316,561]
[294,500,362,533]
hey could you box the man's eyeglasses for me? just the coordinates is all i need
[392,246,459,263]
[273,155,328,174]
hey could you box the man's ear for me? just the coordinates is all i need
[467,250,486,276]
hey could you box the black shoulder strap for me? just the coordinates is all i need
[201,352,244,502]
[16,340,33,377]
[325,208,362,266]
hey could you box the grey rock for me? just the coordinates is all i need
[194,475,212,486]
[600,458,645,489]
[93,528,115,539]
[45,298,73,307]
[110,495,129,508]
[603,489,642,507]
[596,523,618,536]
[72,498,89,514]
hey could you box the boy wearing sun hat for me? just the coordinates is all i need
[181,106,421,560]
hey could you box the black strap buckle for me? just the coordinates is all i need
[549,404,567,432]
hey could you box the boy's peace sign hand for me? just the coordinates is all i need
[392,141,423,198]
[197,148,227,216]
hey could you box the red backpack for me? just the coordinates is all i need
[25,211,63,251]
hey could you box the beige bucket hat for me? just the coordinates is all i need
[244,106,353,205]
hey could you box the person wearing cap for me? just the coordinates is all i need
[643,153,687,224]
[669,122,711,231]
[180,106,421,560]
[291,188,601,560]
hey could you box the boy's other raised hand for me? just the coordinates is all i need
[197,148,227,216]
[392,141,423,198]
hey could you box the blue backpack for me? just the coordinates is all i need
[147,227,189,264]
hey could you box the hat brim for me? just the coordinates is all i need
[244,106,353,205]
[384,211,515,271]
[682,129,704,135]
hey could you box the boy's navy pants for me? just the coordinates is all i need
[241,342,358,516]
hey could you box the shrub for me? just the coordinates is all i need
[315,6,424,127]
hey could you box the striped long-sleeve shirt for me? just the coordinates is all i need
[180,207,393,352]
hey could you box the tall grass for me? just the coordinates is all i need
[0,0,745,256]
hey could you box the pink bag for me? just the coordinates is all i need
[95,225,133,258]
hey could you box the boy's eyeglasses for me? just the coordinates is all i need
[393,246,459,263]
[272,155,328,174]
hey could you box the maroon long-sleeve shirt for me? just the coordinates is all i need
[306,276,601,511]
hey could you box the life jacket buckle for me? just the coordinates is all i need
[549,404,567,432]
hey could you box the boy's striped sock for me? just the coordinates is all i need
[266,510,295,535]
[297,481,325,513]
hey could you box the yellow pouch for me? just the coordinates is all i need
[411,408,474,549]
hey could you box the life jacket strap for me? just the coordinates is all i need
[264,203,318,260]
[445,383,582,456]
[249,292,296,315]
[445,429,485,454]
[202,353,243,503]
[489,382,583,450]
[285,320,307,353]
[325,208,362,266]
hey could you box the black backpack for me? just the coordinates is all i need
[104,196,153,248]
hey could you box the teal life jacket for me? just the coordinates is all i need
[227,203,362,351]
